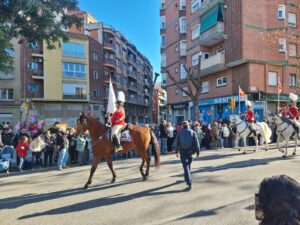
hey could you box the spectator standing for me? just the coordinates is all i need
[176,122,183,133]
[67,128,77,164]
[43,131,55,167]
[76,134,87,166]
[174,121,200,191]
[56,130,69,170]
[193,121,204,150]
[16,136,29,172]
[159,120,168,154]
[13,128,30,148]
[30,135,46,170]
[203,124,211,149]
[222,123,230,148]
[1,127,14,146]
[211,121,219,149]
[166,122,175,153]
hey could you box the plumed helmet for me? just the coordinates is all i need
[246,100,252,107]
[289,93,298,102]
[117,91,126,103]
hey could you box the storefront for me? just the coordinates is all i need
[169,102,189,125]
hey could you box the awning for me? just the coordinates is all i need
[200,4,224,34]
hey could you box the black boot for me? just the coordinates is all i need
[113,135,123,152]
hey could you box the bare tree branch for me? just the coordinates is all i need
[166,70,190,96]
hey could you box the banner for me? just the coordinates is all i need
[106,78,116,115]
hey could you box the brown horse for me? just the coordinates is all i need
[75,113,160,189]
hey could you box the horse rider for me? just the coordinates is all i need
[281,93,299,135]
[243,100,256,136]
[111,91,126,152]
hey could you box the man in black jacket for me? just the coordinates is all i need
[174,121,200,191]
[1,127,14,146]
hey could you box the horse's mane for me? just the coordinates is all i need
[87,115,108,131]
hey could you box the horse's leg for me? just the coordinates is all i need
[84,155,100,189]
[106,154,116,183]
[283,138,289,158]
[145,155,151,177]
[243,137,247,154]
[140,159,146,180]
[236,136,240,152]
[254,136,258,152]
[293,138,297,156]
[277,134,283,153]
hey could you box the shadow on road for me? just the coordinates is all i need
[18,181,186,220]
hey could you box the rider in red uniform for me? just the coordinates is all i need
[281,93,299,135]
[111,91,126,152]
[243,100,256,136]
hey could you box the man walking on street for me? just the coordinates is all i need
[174,121,200,191]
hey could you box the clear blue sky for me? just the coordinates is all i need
[78,0,161,80]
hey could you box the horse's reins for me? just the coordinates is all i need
[92,129,110,146]
[234,119,249,136]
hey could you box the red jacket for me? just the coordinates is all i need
[111,111,126,126]
[282,106,299,120]
[244,110,255,124]
[16,143,29,157]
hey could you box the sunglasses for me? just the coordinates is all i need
[255,193,264,221]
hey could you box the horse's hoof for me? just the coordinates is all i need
[111,178,116,183]
[142,176,147,181]
[293,152,296,156]
[282,155,287,158]
[83,184,89,189]
[238,149,241,152]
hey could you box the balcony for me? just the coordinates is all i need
[104,42,116,52]
[128,83,139,92]
[31,70,44,79]
[200,53,225,76]
[128,71,139,80]
[200,0,224,16]
[199,22,224,47]
[104,59,116,69]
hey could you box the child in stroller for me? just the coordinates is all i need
[0,145,15,172]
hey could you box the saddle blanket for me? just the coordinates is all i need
[120,130,132,142]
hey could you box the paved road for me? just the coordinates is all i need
[1,145,300,225]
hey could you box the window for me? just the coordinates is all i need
[179,0,186,10]
[180,40,187,56]
[201,81,209,93]
[161,54,166,67]
[45,104,61,110]
[161,16,166,29]
[123,63,127,72]
[288,13,297,27]
[116,58,120,69]
[28,84,38,92]
[116,74,121,83]
[93,53,98,61]
[182,87,188,97]
[161,34,166,48]
[268,72,277,86]
[63,63,86,78]
[93,71,99,79]
[104,52,114,60]
[191,0,201,13]
[279,38,287,53]
[180,64,187,79]
[161,0,165,9]
[179,17,186,34]
[192,24,200,40]
[290,74,297,87]
[0,89,13,100]
[175,89,179,95]
[289,43,297,57]
[93,88,99,97]
[216,48,225,54]
[278,5,285,20]
[192,52,201,66]
[28,62,38,70]
[27,41,38,49]
[63,42,85,58]
[116,43,121,54]
[216,76,227,87]
[63,83,87,99]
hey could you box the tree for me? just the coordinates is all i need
[145,70,159,123]
[165,56,202,121]
[0,0,83,73]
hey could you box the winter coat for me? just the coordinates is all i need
[76,136,86,152]
[29,139,46,152]
[16,143,29,157]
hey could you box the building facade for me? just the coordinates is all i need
[103,25,153,124]
[153,83,168,124]
[161,0,300,125]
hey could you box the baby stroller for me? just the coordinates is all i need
[0,145,15,173]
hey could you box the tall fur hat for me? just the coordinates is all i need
[289,93,298,102]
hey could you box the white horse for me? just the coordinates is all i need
[273,115,298,158]
[230,115,272,154]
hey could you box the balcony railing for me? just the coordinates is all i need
[104,42,116,51]
[104,59,116,68]
[200,53,225,76]
[199,22,224,47]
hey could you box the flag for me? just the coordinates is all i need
[106,78,116,115]
[239,87,246,97]
[230,98,236,114]
[278,79,283,93]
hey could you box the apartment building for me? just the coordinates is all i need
[0,40,21,125]
[103,25,153,124]
[161,0,300,125]
[153,83,168,123]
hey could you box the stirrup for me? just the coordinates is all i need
[115,146,123,152]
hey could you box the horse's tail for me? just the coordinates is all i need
[150,131,160,167]
[258,122,272,143]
